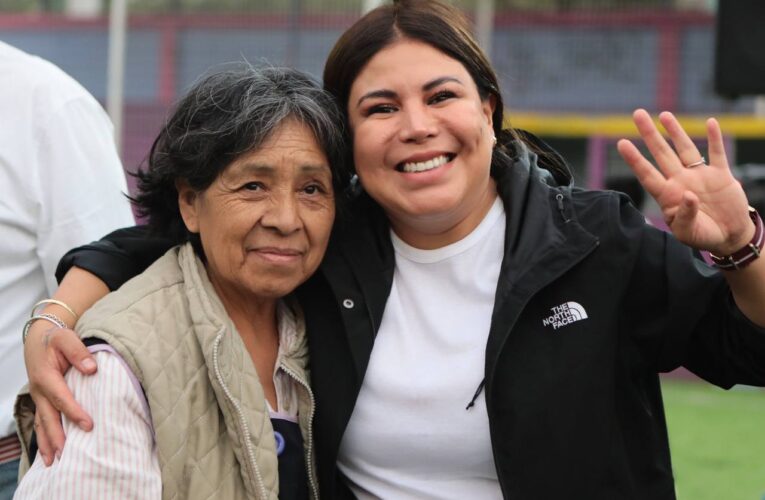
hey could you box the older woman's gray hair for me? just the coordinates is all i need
[132,64,348,245]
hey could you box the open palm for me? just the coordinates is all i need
[617,109,754,255]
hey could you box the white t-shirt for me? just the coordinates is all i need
[0,41,135,438]
[337,196,506,499]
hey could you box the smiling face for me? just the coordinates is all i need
[348,38,497,249]
[178,120,335,306]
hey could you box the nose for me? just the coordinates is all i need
[260,192,302,235]
[398,102,437,143]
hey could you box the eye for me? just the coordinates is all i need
[365,103,397,116]
[428,90,456,104]
[302,183,326,195]
[242,181,264,191]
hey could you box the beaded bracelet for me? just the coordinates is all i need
[22,313,67,345]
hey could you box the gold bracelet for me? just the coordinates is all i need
[31,299,78,322]
[22,313,68,345]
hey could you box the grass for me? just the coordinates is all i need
[661,378,765,500]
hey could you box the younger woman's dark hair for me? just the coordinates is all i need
[131,64,349,246]
[324,0,502,137]
[322,0,569,181]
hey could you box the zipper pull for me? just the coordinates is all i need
[556,193,571,223]
[466,379,486,410]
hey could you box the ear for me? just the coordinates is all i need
[176,179,200,233]
[482,94,497,130]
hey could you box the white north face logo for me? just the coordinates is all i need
[542,301,588,330]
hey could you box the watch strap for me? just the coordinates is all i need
[710,207,764,271]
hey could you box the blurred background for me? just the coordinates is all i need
[2,0,765,203]
[1,0,764,498]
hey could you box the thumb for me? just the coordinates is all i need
[674,191,699,229]
[55,328,98,375]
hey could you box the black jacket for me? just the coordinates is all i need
[60,142,765,500]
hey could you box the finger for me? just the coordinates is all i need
[659,111,703,168]
[33,396,65,463]
[36,368,93,432]
[33,411,52,466]
[616,139,667,198]
[674,191,700,230]
[706,117,730,170]
[48,327,97,375]
[632,109,683,178]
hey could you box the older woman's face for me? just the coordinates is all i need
[347,38,496,248]
[179,120,335,301]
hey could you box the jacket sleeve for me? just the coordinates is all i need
[616,196,765,388]
[55,225,175,291]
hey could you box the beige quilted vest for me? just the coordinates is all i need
[16,243,318,499]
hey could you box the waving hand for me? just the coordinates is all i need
[616,109,755,256]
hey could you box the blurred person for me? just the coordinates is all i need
[0,41,134,498]
[20,1,765,498]
[14,65,344,499]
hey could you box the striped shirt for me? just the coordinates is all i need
[14,351,162,499]
[0,434,21,465]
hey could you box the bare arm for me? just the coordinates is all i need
[24,266,110,465]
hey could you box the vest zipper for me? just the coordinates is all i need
[279,362,320,500]
[213,329,269,499]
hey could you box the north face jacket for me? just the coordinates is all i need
[55,139,765,499]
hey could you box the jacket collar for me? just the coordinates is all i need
[485,143,599,379]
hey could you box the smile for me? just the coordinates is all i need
[398,154,454,173]
[251,247,303,264]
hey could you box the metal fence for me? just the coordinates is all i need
[1,0,761,196]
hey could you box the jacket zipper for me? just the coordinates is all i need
[487,240,599,498]
[212,329,269,499]
[556,193,571,223]
[489,190,598,497]
[280,362,320,500]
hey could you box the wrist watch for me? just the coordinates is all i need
[710,207,764,270]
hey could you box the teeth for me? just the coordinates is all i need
[402,155,450,173]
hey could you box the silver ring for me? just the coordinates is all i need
[685,156,706,168]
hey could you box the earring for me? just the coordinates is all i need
[492,135,497,147]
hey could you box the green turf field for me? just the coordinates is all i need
[662,379,765,500]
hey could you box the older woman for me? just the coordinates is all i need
[23,0,765,498]
[14,65,344,499]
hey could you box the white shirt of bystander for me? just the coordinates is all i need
[0,40,135,444]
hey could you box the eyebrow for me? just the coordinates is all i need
[423,76,463,91]
[355,76,464,108]
[298,164,332,175]
[233,164,276,177]
[234,163,330,177]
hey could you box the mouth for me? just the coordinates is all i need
[251,247,303,263]
[396,153,455,173]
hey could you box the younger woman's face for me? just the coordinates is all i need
[347,38,497,249]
